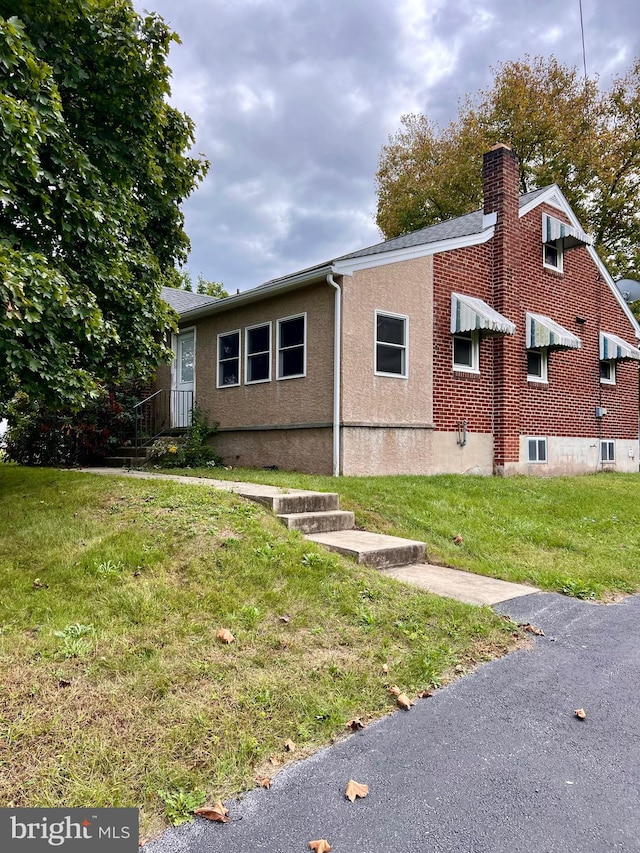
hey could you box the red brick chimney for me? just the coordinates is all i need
[482,143,521,474]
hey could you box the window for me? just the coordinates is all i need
[543,240,563,272]
[245,323,271,384]
[375,311,408,377]
[600,440,615,463]
[217,330,240,387]
[277,314,306,379]
[452,332,479,373]
[600,360,616,384]
[527,437,547,463]
[527,349,548,382]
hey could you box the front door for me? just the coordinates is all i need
[172,329,195,428]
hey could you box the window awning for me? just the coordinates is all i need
[542,214,592,249]
[526,313,582,349]
[451,293,516,336]
[600,331,640,361]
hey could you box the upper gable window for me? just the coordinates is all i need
[277,314,306,379]
[375,311,408,377]
[217,330,240,387]
[543,240,563,272]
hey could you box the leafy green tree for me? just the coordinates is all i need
[0,2,209,413]
[377,55,640,279]
[170,269,228,298]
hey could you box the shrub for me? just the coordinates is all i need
[149,405,221,469]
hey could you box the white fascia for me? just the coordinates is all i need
[519,184,640,340]
[332,226,495,276]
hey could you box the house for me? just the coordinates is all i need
[157,144,640,477]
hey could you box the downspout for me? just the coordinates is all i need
[326,273,341,477]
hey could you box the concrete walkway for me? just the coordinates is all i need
[77,468,538,606]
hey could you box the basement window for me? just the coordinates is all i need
[527,437,547,463]
[600,440,615,463]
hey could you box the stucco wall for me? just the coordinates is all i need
[341,256,434,426]
[430,431,493,475]
[184,283,334,430]
[213,426,332,474]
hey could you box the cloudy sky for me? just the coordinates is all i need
[133,0,639,293]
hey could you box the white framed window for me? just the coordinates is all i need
[217,330,240,387]
[543,240,563,272]
[452,332,479,373]
[527,348,548,382]
[600,360,616,385]
[527,437,547,463]
[277,314,306,379]
[375,311,408,378]
[600,440,615,463]
[245,322,271,384]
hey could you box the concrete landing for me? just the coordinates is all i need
[306,529,426,569]
[381,562,540,606]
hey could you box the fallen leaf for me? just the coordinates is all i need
[308,840,331,852]
[396,692,414,710]
[575,708,587,720]
[139,838,148,847]
[57,679,72,688]
[216,628,235,644]
[382,664,388,674]
[257,777,271,789]
[389,685,402,696]
[279,614,291,623]
[269,756,282,767]
[454,664,464,673]
[284,739,296,752]
[32,578,49,590]
[418,690,434,699]
[195,801,229,823]
[345,779,369,802]
[521,623,545,637]
[346,718,365,730]
[454,534,464,545]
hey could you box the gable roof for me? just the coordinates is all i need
[161,287,219,313]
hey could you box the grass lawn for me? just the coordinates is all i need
[170,467,640,600]
[0,467,518,838]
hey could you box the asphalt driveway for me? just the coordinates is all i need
[145,592,640,853]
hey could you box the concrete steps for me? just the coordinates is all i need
[306,530,426,570]
[278,510,355,534]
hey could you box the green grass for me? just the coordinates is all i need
[0,467,517,838]
[171,467,640,599]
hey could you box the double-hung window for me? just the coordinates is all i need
[543,240,563,272]
[375,311,408,377]
[277,314,306,379]
[527,349,548,382]
[245,323,271,384]
[452,332,479,373]
[527,437,547,463]
[217,330,240,387]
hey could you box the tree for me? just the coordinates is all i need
[170,269,228,299]
[0,1,209,413]
[376,56,640,279]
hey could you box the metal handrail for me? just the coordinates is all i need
[133,389,193,454]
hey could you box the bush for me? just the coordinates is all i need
[5,382,142,466]
[149,405,221,469]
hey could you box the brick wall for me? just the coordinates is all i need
[433,148,639,453]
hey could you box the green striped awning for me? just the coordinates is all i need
[542,214,592,249]
[451,293,515,336]
[600,331,640,361]
[526,313,582,349]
